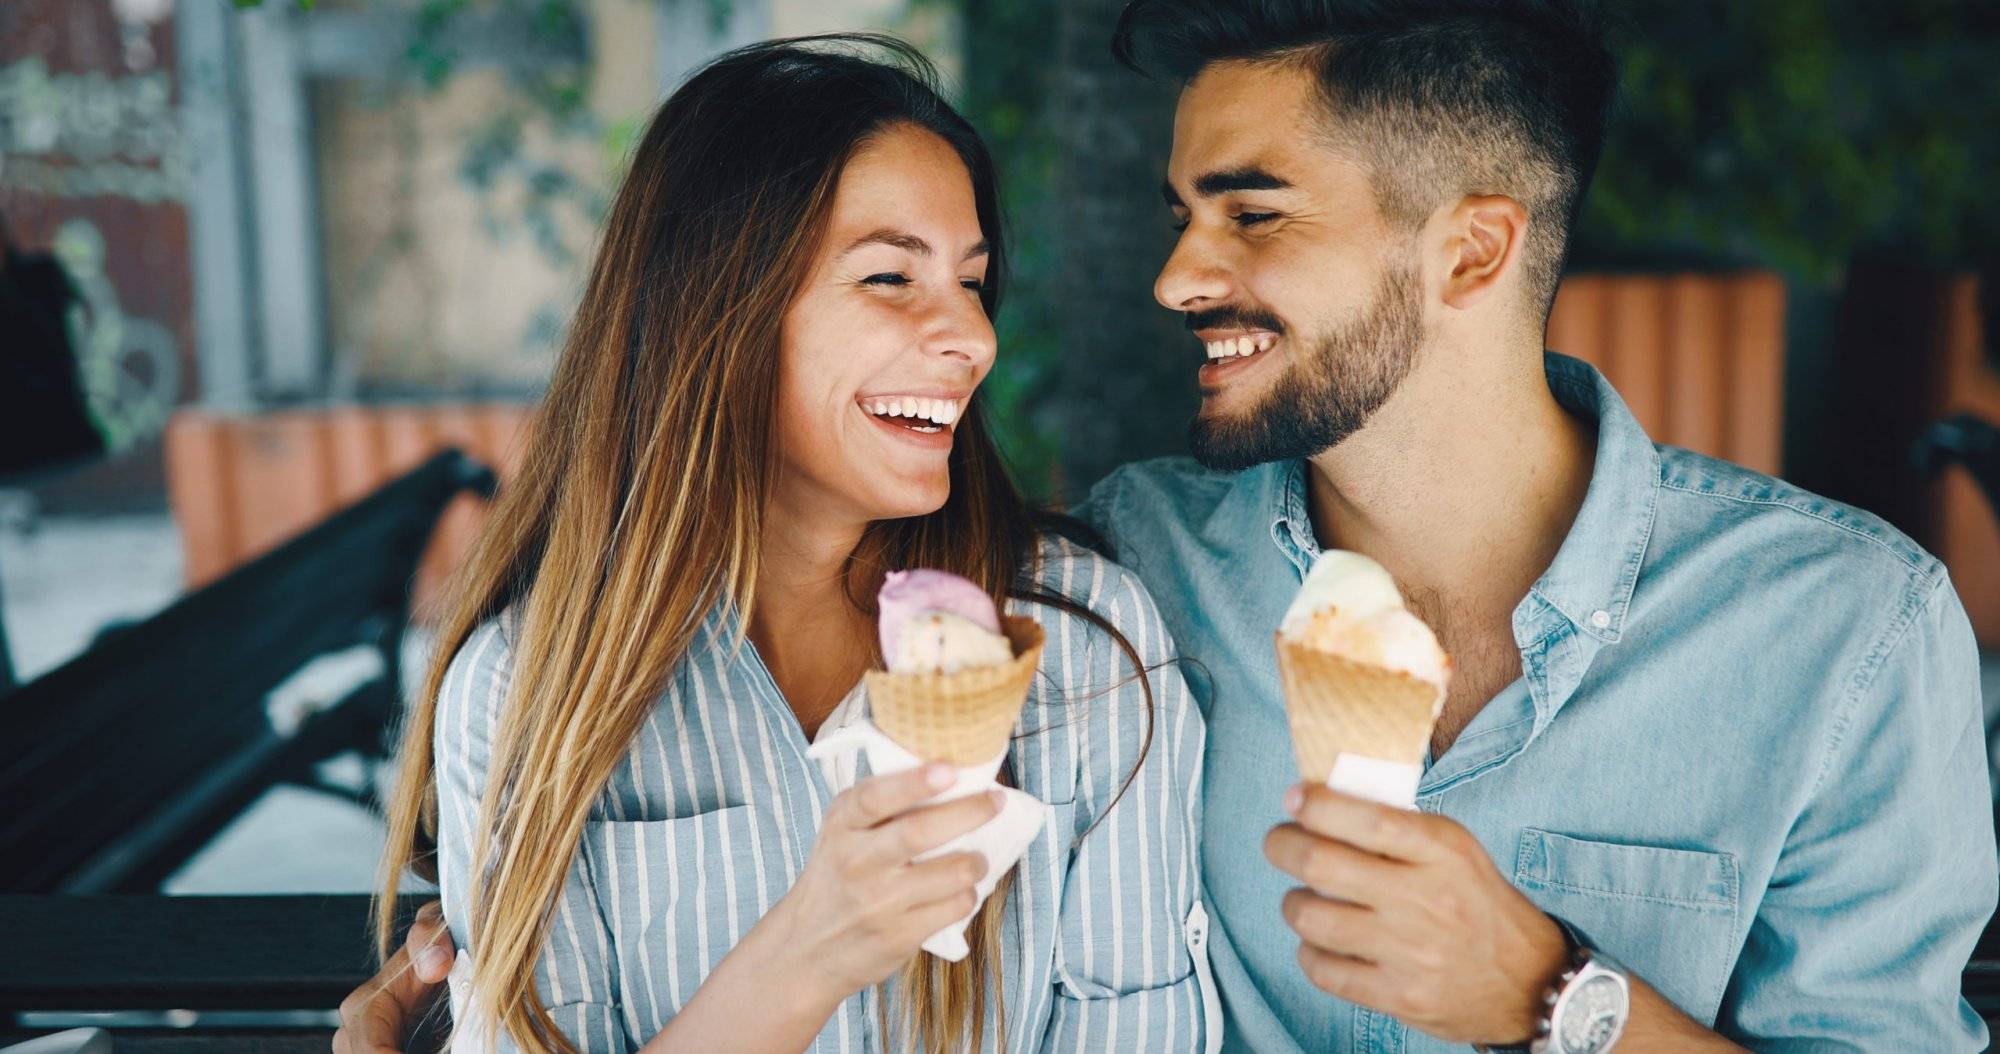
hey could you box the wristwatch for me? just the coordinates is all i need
[1479,916,1630,1054]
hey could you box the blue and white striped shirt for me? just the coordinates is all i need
[435,538,1212,1052]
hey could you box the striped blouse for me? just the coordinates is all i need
[434,538,1214,1052]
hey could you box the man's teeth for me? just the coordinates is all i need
[1203,334,1277,360]
[861,397,961,427]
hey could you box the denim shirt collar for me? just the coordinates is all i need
[1523,352,1661,646]
[1206,352,1658,639]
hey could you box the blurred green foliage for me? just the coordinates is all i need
[950,0,1066,497]
[1576,0,2000,281]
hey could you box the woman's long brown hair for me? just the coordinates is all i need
[375,35,1157,1054]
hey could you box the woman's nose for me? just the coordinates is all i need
[922,289,997,366]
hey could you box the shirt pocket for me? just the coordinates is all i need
[582,805,767,1029]
[1513,828,1739,1020]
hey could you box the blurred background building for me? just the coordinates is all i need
[2,0,1998,894]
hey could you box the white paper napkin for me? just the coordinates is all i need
[806,716,1046,961]
[1327,753,1421,809]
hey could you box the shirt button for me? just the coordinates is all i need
[1590,609,1612,629]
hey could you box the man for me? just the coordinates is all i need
[341,2,1994,1051]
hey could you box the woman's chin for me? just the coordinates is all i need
[862,479,951,523]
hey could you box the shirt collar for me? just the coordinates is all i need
[1526,352,1660,645]
[1201,456,1318,575]
[1202,351,1659,644]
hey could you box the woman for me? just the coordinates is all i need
[375,35,1208,1054]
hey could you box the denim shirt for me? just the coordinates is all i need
[1074,352,1995,1052]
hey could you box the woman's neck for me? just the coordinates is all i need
[746,499,877,738]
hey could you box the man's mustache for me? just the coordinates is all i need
[1184,307,1285,334]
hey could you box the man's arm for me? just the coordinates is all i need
[334,900,455,1054]
[1266,785,1743,1049]
[1714,578,1994,1049]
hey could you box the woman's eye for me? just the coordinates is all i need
[862,273,911,286]
[1170,220,1190,233]
[960,278,985,293]
[1234,211,1279,228]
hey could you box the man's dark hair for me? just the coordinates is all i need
[1112,0,1615,318]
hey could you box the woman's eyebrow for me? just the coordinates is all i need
[841,228,988,261]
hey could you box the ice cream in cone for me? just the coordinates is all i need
[1275,551,1451,807]
[866,570,1044,764]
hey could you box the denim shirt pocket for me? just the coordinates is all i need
[583,805,764,1022]
[1513,828,1740,1021]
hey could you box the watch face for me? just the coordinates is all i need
[1556,974,1626,1054]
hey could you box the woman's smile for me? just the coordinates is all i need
[857,391,968,452]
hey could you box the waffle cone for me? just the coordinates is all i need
[1275,633,1443,783]
[865,616,1045,765]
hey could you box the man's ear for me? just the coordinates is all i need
[1437,194,1528,311]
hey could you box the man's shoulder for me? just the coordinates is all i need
[1654,445,1942,583]
[1079,455,1244,537]
[1649,446,1949,639]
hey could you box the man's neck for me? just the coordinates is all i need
[1305,344,1596,651]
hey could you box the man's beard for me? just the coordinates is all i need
[1187,261,1423,472]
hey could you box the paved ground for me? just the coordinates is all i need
[4,510,1999,896]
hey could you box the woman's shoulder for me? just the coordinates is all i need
[1011,533,1195,725]
[1009,535,1203,808]
[432,607,523,747]
[1016,535,1171,649]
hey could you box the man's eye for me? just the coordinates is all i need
[862,273,911,286]
[1170,219,1190,233]
[960,278,985,293]
[1234,211,1279,227]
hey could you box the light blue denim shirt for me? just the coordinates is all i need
[434,538,1210,1052]
[1075,352,1995,1052]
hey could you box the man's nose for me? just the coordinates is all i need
[1154,231,1235,312]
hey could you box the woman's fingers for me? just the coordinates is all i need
[854,790,1003,870]
[836,763,957,828]
[891,850,988,909]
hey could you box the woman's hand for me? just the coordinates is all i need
[765,761,1000,1002]
[644,762,999,1053]
[776,764,1008,1004]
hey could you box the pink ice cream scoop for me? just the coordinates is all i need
[877,569,1002,662]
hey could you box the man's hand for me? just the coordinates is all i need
[333,900,456,1054]
[1264,784,1569,1046]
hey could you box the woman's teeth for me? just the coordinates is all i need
[862,396,961,433]
[1203,333,1276,360]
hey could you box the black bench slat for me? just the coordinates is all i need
[0,450,494,894]
[0,894,427,1012]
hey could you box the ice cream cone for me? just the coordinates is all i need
[1275,633,1443,783]
[865,616,1045,765]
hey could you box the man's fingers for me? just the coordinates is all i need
[1280,887,1394,962]
[842,763,958,827]
[1287,783,1444,864]
[1264,823,1402,904]
[402,900,454,984]
[1296,942,1393,1009]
